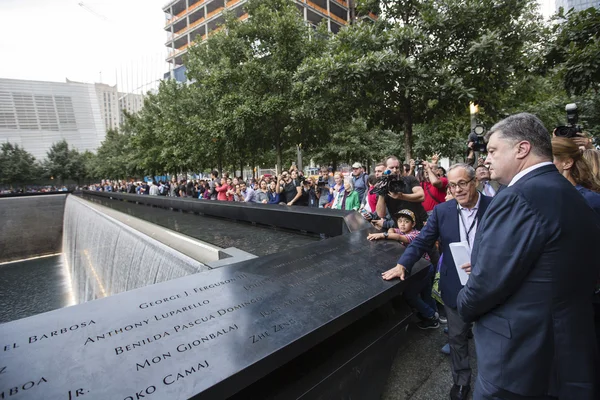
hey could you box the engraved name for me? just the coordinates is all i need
[162,360,210,386]
[84,320,151,345]
[29,320,96,344]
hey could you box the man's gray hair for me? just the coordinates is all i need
[485,113,552,160]
[448,163,476,180]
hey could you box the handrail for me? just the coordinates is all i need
[330,12,347,25]
[206,6,224,19]
[189,17,205,30]
[209,25,223,36]
[333,0,348,7]
[306,0,328,16]
[306,0,348,25]
[239,13,249,21]
[226,0,241,7]
[165,0,205,27]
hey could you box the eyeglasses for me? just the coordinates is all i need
[448,178,474,191]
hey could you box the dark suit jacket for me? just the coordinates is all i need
[398,194,492,309]
[457,164,600,399]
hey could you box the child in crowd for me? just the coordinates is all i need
[367,209,439,329]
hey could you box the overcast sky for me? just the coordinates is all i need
[0,0,556,93]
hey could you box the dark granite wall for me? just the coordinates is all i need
[0,194,67,263]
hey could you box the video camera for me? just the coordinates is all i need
[317,176,327,187]
[555,103,583,138]
[369,170,406,196]
[470,124,487,153]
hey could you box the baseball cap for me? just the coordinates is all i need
[352,162,362,169]
[396,209,415,223]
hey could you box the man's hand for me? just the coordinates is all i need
[367,232,385,241]
[430,153,440,164]
[262,199,267,204]
[388,191,403,200]
[409,159,415,169]
[461,262,472,275]
[287,201,294,206]
[371,219,384,230]
[382,264,407,281]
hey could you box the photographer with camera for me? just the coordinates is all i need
[316,167,335,208]
[375,156,427,230]
[466,125,487,166]
[417,154,448,216]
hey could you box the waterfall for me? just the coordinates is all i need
[63,195,207,304]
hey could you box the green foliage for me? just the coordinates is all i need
[184,0,331,173]
[43,140,84,184]
[0,142,41,186]
[547,7,600,95]
[85,0,598,176]
[295,0,545,160]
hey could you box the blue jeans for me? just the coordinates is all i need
[403,265,437,319]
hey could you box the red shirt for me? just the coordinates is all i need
[367,185,377,211]
[421,178,448,212]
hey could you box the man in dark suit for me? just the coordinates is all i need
[382,163,493,400]
[457,113,600,399]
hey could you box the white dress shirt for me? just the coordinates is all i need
[482,181,496,197]
[508,162,553,187]
[458,192,481,248]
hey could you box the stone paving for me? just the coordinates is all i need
[382,319,477,400]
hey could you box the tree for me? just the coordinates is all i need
[185,0,329,173]
[0,142,41,186]
[547,7,600,96]
[43,140,82,184]
[295,0,545,160]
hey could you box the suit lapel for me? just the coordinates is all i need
[446,199,461,243]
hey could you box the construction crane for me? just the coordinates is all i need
[78,2,109,21]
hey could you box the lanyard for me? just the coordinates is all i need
[457,207,477,247]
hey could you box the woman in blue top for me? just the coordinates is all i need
[266,180,280,204]
[552,137,600,214]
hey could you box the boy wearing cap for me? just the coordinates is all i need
[367,209,439,329]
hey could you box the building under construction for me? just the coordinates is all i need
[163,0,378,81]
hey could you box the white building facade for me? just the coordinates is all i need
[555,0,599,12]
[0,78,106,161]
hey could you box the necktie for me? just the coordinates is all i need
[483,182,496,197]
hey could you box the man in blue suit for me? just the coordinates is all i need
[457,113,600,399]
[382,163,492,400]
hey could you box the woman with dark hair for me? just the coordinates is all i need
[255,179,269,203]
[552,137,600,214]
[266,180,280,204]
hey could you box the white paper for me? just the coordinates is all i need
[449,241,471,285]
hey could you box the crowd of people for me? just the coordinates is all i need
[0,185,70,194]
[84,113,600,400]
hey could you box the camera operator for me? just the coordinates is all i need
[376,156,427,230]
[300,178,318,207]
[316,167,335,208]
[466,131,478,166]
